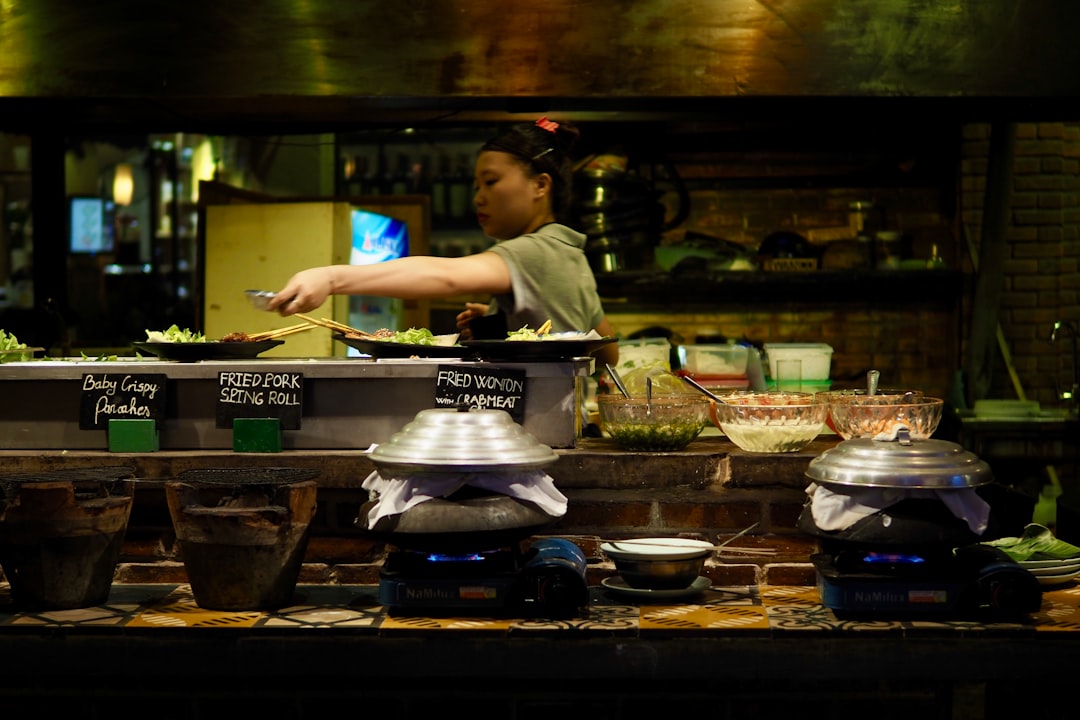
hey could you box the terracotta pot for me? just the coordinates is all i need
[0,479,134,610]
[166,480,318,611]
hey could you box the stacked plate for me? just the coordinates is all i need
[982,523,1080,588]
[1018,557,1080,587]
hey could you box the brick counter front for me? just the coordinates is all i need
[0,436,836,587]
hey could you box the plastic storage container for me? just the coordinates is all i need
[763,343,834,381]
[617,337,672,373]
[682,343,750,378]
[766,378,832,393]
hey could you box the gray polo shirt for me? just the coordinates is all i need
[485,223,605,333]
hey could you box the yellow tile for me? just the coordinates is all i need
[1034,584,1080,632]
[379,614,514,632]
[760,585,821,607]
[640,604,770,630]
[128,602,264,628]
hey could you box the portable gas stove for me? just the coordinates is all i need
[378,537,589,617]
[801,431,1043,619]
[812,543,1042,618]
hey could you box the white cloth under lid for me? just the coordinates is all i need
[361,469,568,528]
[806,481,991,536]
[807,422,992,536]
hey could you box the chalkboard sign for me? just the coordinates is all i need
[79,373,167,430]
[216,371,303,429]
[434,365,526,424]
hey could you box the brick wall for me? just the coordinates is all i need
[961,122,1080,408]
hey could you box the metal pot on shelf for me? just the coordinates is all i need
[572,159,689,273]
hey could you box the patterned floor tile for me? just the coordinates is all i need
[640,603,770,630]
[128,602,265,628]
[1,581,1078,634]
[8,605,136,627]
[760,584,822,607]
[379,614,515,632]
[764,603,848,631]
[1033,584,1080,631]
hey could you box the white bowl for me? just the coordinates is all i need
[600,538,713,590]
[600,537,713,560]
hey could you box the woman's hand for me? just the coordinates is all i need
[455,302,489,340]
[268,267,337,316]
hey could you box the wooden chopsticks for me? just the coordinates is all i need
[247,323,316,342]
[293,313,375,338]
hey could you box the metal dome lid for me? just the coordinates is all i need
[805,436,993,489]
[370,407,559,474]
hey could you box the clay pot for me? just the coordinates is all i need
[166,479,318,611]
[0,478,134,610]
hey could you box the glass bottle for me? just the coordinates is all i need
[371,146,390,195]
[391,153,411,195]
[430,153,451,223]
[448,153,472,222]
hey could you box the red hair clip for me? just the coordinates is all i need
[535,117,559,133]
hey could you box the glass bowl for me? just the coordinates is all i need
[825,395,944,440]
[709,391,827,453]
[815,388,924,434]
[814,388,924,403]
[598,394,710,451]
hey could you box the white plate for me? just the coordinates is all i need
[601,575,712,600]
[1034,568,1080,587]
[1025,562,1080,576]
[600,538,714,560]
[1018,557,1080,570]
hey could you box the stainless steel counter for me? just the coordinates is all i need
[957,409,1079,464]
[0,357,591,450]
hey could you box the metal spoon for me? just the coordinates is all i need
[680,374,725,402]
[605,363,631,398]
[646,376,653,417]
[867,369,880,396]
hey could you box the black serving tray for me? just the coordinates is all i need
[131,340,284,361]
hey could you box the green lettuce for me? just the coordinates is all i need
[145,324,207,343]
[382,328,437,345]
[0,329,27,352]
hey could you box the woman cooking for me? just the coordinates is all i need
[267,117,619,367]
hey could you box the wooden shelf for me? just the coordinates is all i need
[596,268,966,309]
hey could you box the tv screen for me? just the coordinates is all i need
[350,208,409,265]
[346,207,411,352]
[68,197,116,254]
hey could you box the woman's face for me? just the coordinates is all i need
[473,151,550,240]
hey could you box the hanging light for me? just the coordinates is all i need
[112,163,134,206]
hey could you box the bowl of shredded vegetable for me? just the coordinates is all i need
[598,394,710,451]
